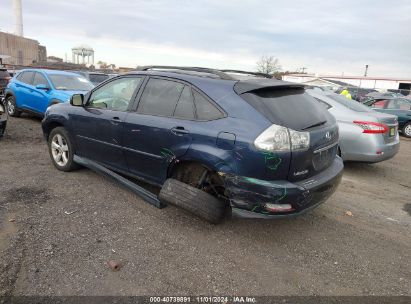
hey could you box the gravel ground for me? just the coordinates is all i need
[0,115,410,297]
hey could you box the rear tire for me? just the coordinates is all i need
[6,95,21,117]
[402,122,411,138]
[48,127,79,172]
[159,178,226,224]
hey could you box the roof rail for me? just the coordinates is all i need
[220,69,272,79]
[136,65,235,80]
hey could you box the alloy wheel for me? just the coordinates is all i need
[7,98,14,115]
[51,134,69,167]
[405,124,411,137]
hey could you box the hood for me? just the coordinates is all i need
[53,90,89,102]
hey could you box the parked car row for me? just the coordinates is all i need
[335,87,378,102]
[1,66,403,223]
[307,88,400,162]
[362,95,411,138]
[0,66,11,138]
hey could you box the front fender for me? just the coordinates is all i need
[48,98,65,107]
[4,89,14,99]
[41,110,70,140]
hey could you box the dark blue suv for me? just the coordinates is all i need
[42,67,343,221]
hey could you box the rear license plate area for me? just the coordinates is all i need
[312,145,337,171]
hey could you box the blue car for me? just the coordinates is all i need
[5,69,94,117]
[41,67,343,222]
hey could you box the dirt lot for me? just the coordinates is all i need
[0,115,410,297]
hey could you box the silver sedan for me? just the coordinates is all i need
[307,89,400,163]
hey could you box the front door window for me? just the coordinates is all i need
[88,77,142,111]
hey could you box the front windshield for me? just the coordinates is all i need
[327,94,372,112]
[49,74,94,91]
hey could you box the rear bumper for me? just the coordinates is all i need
[222,156,344,219]
[342,134,400,163]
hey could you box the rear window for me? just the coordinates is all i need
[240,88,328,131]
[89,74,109,84]
[326,94,372,112]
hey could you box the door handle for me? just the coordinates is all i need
[171,126,189,135]
[111,116,122,124]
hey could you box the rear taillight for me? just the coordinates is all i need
[254,124,310,152]
[353,121,388,134]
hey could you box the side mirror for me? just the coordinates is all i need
[36,84,50,90]
[70,94,84,107]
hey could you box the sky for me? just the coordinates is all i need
[0,0,410,77]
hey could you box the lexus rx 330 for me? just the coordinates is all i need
[42,67,343,218]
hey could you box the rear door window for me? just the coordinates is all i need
[137,78,184,116]
[173,85,195,119]
[193,89,224,120]
[32,72,49,87]
[387,99,411,110]
[17,71,35,85]
[240,88,327,131]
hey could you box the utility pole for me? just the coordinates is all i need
[364,65,369,77]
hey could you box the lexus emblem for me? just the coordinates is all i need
[325,132,331,140]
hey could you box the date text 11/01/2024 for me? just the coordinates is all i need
[149,296,257,303]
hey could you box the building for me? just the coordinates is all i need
[0,31,47,66]
[47,56,63,63]
[283,73,411,93]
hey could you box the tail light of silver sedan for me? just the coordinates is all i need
[353,121,389,134]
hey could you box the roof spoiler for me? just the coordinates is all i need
[234,79,305,94]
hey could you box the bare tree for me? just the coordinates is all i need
[256,55,281,75]
[97,61,107,68]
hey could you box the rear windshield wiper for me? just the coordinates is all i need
[302,120,326,130]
